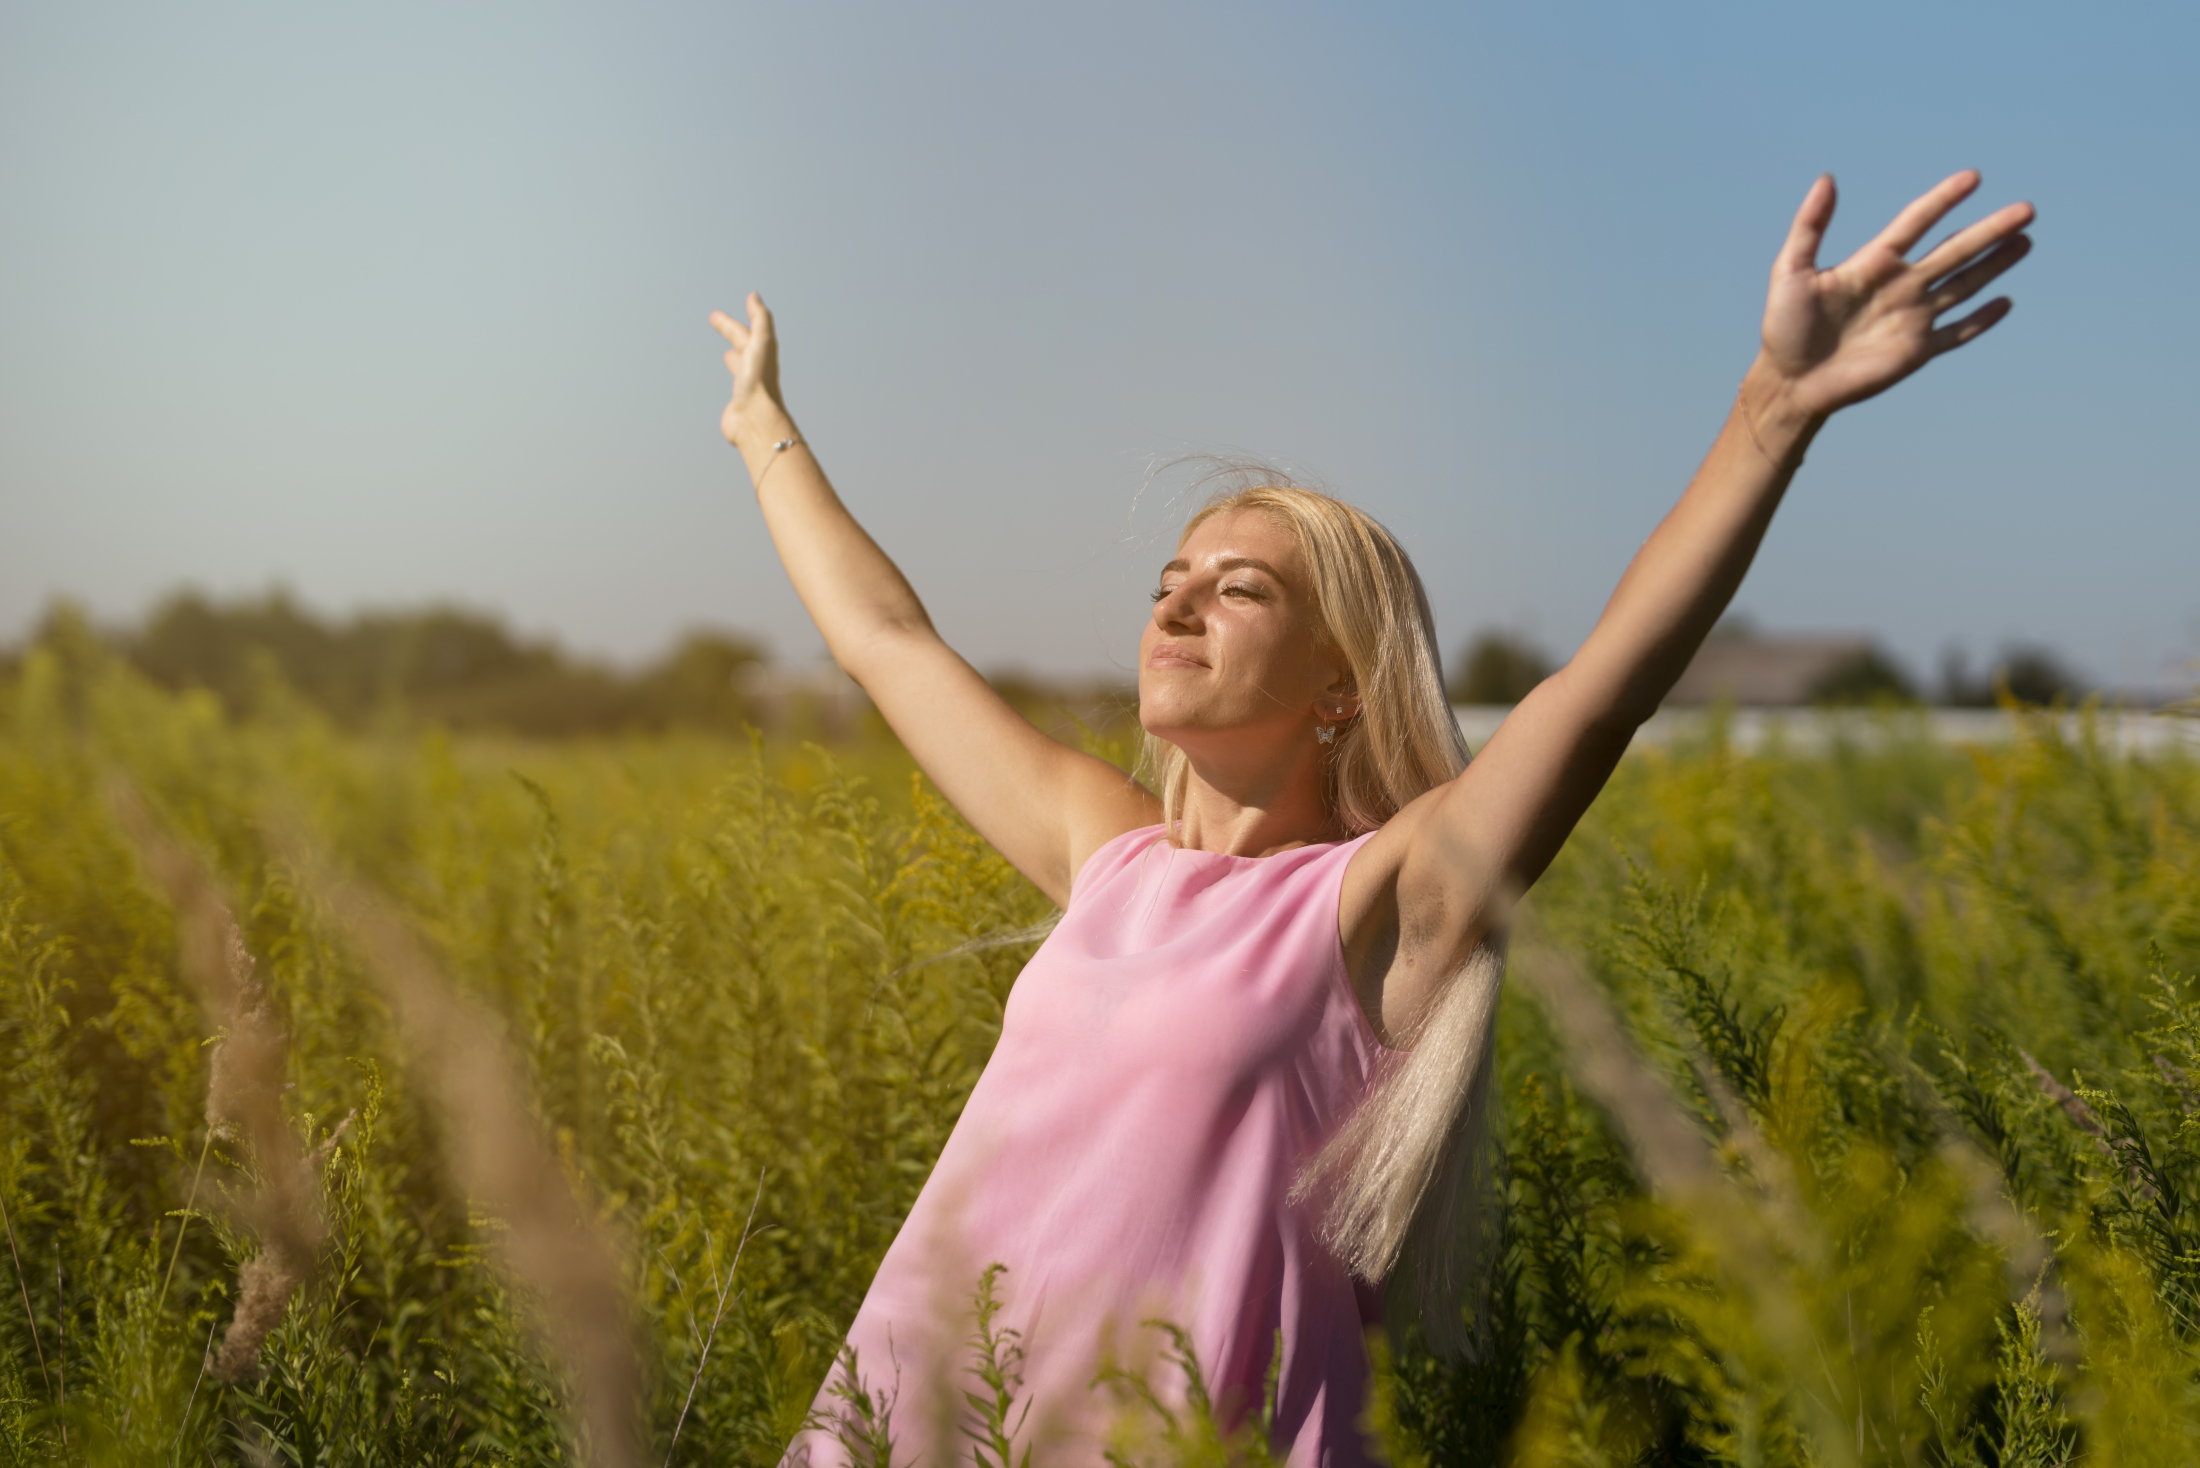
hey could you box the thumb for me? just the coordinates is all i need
[1775,173,1835,277]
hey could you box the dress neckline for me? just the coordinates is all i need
[1148,824,1371,862]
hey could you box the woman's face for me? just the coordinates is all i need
[1138,510,1355,751]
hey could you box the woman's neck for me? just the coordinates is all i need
[1172,748,1343,856]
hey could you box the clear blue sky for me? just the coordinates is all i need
[4,1,2193,692]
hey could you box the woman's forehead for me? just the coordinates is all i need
[1172,509,1302,571]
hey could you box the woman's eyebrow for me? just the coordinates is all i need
[1158,554,1283,577]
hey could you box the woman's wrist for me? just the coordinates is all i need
[732,400,800,472]
[1735,357,1824,470]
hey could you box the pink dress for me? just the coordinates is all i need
[785,824,1387,1468]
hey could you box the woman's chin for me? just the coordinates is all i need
[1137,692,1215,740]
[1137,713,1235,753]
[1136,708,1199,748]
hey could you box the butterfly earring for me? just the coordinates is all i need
[1316,724,1336,745]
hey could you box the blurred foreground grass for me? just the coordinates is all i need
[2,631,2198,1466]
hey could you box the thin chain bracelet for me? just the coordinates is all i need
[1735,388,1784,470]
[755,435,804,490]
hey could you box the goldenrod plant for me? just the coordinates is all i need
[1,628,2196,1465]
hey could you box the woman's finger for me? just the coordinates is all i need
[1870,170,1981,258]
[747,291,774,338]
[709,309,752,350]
[1926,296,2012,356]
[1916,200,2037,282]
[1775,173,1837,275]
[1926,234,2032,314]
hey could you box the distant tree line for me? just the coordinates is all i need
[7,591,766,737]
[0,593,2098,737]
[1936,646,2089,708]
[1,591,1152,741]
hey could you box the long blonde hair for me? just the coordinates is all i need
[1140,467,1506,1356]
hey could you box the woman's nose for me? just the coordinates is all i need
[1152,587,1199,630]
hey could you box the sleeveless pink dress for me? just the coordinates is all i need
[784,824,1387,1468]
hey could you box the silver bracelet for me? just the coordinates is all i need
[755,435,804,489]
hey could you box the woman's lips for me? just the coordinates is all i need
[1147,643,1208,670]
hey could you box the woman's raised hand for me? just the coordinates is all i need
[1755,171,2034,422]
[709,292,786,449]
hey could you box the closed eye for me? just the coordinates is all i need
[1152,580,1267,603]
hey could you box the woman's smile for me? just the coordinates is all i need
[1147,641,1208,670]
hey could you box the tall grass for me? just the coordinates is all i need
[1,629,2197,1465]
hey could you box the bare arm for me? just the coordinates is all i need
[1351,171,2035,1037]
[710,296,1155,905]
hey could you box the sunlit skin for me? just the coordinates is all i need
[714,169,2034,1044]
[1137,511,1360,858]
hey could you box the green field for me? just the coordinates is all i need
[3,633,2198,1466]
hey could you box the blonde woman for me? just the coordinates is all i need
[714,171,2033,1466]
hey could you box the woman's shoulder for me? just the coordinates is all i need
[1269,827,1383,874]
[1065,823,1169,903]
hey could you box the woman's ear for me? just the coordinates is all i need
[1318,670,1361,723]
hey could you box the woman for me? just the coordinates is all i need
[713,171,2033,1466]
